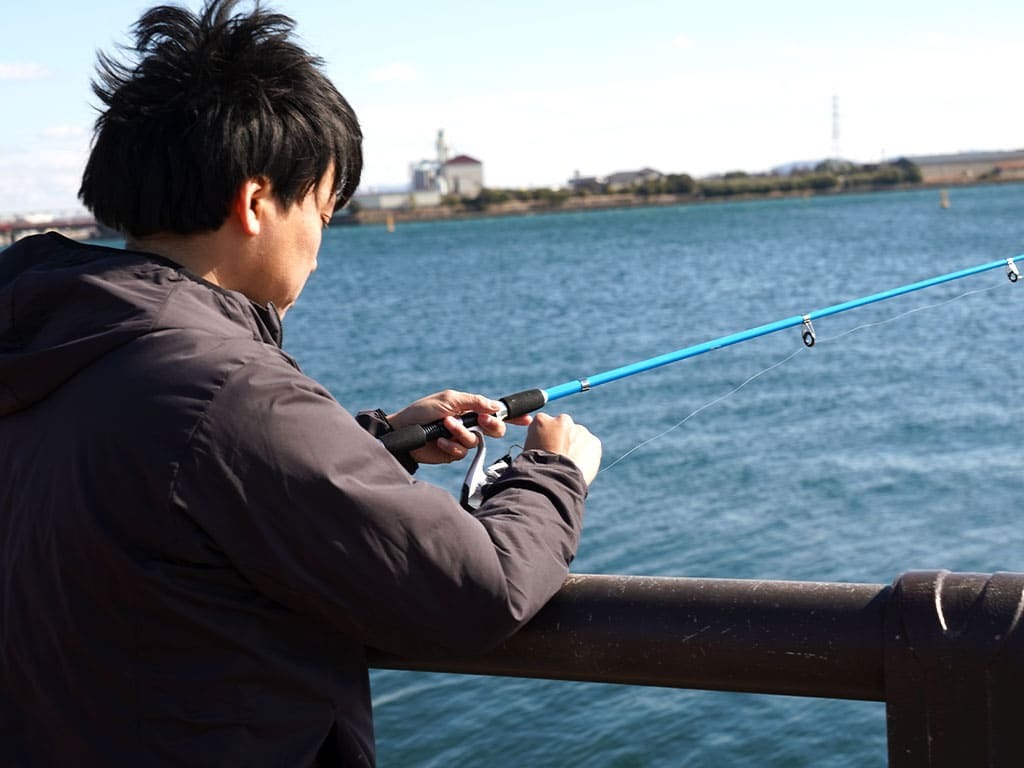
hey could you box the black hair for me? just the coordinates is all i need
[79,0,362,237]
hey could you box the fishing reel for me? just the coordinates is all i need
[459,427,519,511]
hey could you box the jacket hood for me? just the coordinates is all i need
[0,233,282,417]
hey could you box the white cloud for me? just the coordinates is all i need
[42,124,89,140]
[671,34,695,50]
[367,62,418,83]
[0,62,48,81]
[0,146,89,215]
[355,37,1024,192]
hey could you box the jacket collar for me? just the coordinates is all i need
[250,301,283,348]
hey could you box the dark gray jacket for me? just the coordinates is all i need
[0,233,587,766]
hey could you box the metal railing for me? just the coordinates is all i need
[369,570,1024,767]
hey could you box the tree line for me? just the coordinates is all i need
[446,158,924,211]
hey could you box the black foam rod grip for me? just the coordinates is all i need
[378,388,547,456]
[500,388,547,418]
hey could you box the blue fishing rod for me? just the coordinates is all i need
[379,255,1021,456]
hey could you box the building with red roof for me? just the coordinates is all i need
[441,154,484,197]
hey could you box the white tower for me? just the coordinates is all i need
[436,129,449,165]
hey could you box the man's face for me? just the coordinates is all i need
[254,172,336,314]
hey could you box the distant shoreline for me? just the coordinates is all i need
[343,178,1014,229]
[2,178,1016,248]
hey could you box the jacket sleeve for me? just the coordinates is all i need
[354,408,418,474]
[171,354,587,657]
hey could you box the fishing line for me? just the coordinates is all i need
[599,278,1008,472]
[600,346,805,473]
[815,282,1003,344]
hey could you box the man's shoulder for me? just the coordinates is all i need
[1,232,118,280]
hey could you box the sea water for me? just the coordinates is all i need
[286,183,1024,767]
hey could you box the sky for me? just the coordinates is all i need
[2,0,1022,215]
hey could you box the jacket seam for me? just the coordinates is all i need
[163,349,267,516]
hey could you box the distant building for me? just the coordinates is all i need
[353,190,443,211]
[411,159,441,192]
[568,170,603,193]
[905,150,1024,183]
[403,129,485,198]
[440,155,484,197]
[605,168,662,191]
[569,168,663,193]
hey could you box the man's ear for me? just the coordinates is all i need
[232,178,271,236]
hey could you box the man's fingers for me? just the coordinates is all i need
[442,416,482,448]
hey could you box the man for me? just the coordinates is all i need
[0,1,601,765]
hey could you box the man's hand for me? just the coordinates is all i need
[388,390,531,465]
[524,413,602,486]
